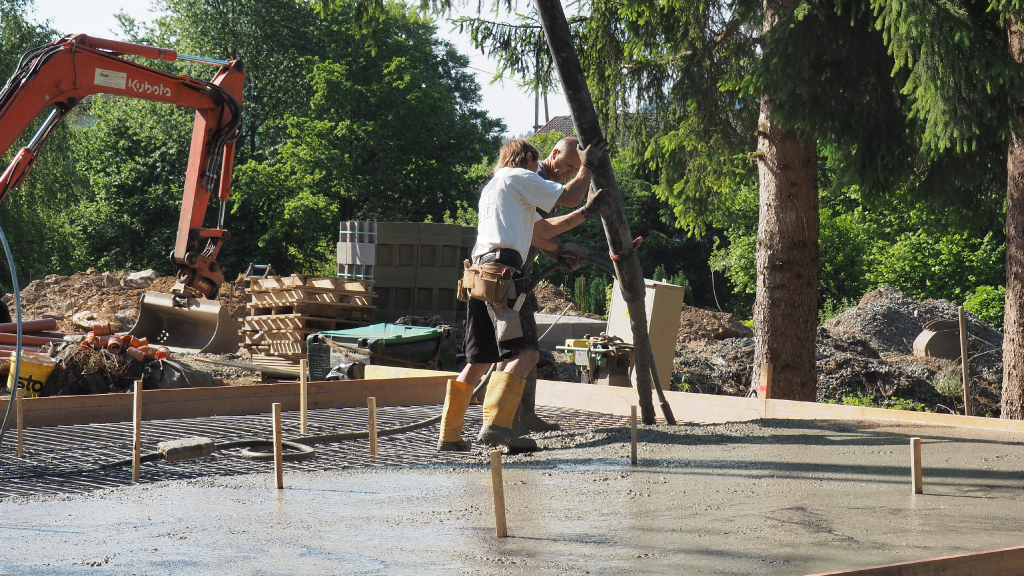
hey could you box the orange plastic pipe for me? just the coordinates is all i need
[0,333,63,346]
[0,319,57,334]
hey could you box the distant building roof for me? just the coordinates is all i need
[533,115,576,137]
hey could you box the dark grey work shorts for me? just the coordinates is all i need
[463,255,539,364]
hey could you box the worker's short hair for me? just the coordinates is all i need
[497,139,540,169]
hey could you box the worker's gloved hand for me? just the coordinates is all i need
[578,137,609,171]
[557,242,589,271]
[582,188,603,216]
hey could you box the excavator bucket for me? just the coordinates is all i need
[129,291,240,354]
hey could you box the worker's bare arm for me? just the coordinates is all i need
[535,210,587,239]
[555,167,592,207]
[532,229,560,255]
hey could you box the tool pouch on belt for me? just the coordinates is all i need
[457,262,512,308]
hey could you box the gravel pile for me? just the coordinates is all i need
[673,286,1004,416]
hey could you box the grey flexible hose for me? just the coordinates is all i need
[0,220,23,449]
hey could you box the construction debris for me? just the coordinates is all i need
[674,286,1004,416]
[2,269,246,335]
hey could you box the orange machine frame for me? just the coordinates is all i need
[0,35,245,299]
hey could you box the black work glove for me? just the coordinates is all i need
[581,187,603,217]
[578,137,609,171]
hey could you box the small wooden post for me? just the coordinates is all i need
[132,380,142,482]
[15,386,23,458]
[272,402,284,489]
[958,307,972,417]
[910,437,923,494]
[490,450,507,537]
[367,397,378,456]
[630,405,638,466]
[299,359,308,436]
[758,363,773,400]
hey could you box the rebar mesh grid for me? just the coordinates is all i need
[0,405,628,498]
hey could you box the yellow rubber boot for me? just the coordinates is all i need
[477,372,538,453]
[437,379,474,451]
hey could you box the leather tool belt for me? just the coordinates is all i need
[457,260,512,308]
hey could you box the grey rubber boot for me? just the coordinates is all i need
[478,425,539,453]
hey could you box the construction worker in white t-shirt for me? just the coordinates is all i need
[439,137,607,452]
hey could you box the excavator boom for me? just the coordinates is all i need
[0,34,244,299]
[0,35,246,353]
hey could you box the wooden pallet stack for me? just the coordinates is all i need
[240,275,375,367]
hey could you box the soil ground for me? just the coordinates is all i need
[1,418,1023,575]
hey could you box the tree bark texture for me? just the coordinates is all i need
[750,0,820,401]
[1003,18,1024,420]
[533,0,666,424]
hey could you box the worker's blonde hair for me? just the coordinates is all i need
[496,139,540,169]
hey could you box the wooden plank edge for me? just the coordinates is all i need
[5,375,451,427]
[804,544,1024,576]
[535,380,1024,434]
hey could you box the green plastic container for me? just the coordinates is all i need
[306,323,455,381]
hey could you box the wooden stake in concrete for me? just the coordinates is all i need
[958,307,972,417]
[15,386,23,458]
[758,362,773,400]
[272,402,283,489]
[911,437,923,494]
[490,450,507,537]
[630,405,638,466]
[367,396,378,456]
[299,359,308,436]
[132,380,142,483]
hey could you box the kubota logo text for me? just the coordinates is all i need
[128,78,172,97]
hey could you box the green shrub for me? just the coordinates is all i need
[866,231,1004,302]
[963,285,1005,330]
[574,276,610,315]
[818,297,856,325]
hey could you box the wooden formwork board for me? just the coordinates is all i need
[248,287,375,306]
[242,314,366,332]
[246,302,375,320]
[4,374,451,428]
[251,275,371,291]
[241,329,318,345]
[248,354,303,371]
[246,342,305,356]
[806,545,1024,576]
[531,378,1024,433]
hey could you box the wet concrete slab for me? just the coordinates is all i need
[0,418,1022,575]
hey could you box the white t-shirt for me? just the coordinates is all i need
[472,166,564,263]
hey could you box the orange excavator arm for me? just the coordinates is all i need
[0,34,245,300]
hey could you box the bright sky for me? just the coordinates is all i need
[25,0,571,137]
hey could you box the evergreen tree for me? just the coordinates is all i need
[870,0,1023,418]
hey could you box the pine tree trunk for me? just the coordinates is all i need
[1002,18,1024,420]
[750,1,820,401]
[533,0,671,424]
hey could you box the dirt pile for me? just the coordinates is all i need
[677,305,752,345]
[532,281,603,319]
[673,286,1004,416]
[2,269,246,335]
